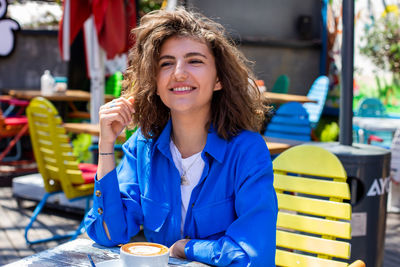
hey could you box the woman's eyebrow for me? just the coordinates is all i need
[159,55,175,61]
[159,52,207,61]
[184,52,207,59]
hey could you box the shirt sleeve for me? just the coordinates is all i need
[84,133,144,247]
[185,134,277,266]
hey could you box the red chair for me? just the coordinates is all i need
[0,97,30,161]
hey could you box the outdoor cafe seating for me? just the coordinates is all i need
[0,97,29,162]
[302,75,330,130]
[24,97,96,245]
[7,144,368,266]
[353,97,394,148]
[273,145,365,267]
[264,101,312,142]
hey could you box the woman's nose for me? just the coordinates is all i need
[173,62,188,81]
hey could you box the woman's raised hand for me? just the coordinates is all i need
[99,96,135,146]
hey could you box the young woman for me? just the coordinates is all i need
[85,7,277,266]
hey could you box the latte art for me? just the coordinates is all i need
[128,245,162,255]
[121,242,169,257]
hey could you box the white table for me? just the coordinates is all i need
[4,238,208,266]
[353,117,400,145]
[353,117,400,132]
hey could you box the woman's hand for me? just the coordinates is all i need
[99,96,135,148]
[170,239,190,259]
[96,96,134,181]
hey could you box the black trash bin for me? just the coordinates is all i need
[314,142,391,267]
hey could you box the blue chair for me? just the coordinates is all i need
[302,76,330,129]
[264,102,311,141]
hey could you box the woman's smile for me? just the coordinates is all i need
[170,86,197,93]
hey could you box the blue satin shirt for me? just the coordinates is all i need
[84,120,277,266]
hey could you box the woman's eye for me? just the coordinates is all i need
[160,61,173,67]
[189,59,203,64]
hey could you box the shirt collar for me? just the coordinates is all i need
[203,124,227,163]
[155,120,227,163]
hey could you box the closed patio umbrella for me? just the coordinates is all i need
[59,0,137,123]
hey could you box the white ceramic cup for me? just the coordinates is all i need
[120,242,169,267]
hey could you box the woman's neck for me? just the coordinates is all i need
[171,112,209,158]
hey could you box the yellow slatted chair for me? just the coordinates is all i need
[25,97,96,244]
[273,145,365,267]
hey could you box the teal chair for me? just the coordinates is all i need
[356,97,387,117]
[302,76,330,129]
[271,74,290,94]
[354,98,392,148]
[264,102,311,141]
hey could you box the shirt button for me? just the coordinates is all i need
[95,190,102,197]
[185,235,190,239]
[191,203,195,208]
[97,208,103,215]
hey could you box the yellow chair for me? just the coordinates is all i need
[273,145,365,267]
[25,97,96,244]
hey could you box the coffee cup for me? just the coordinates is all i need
[120,242,169,267]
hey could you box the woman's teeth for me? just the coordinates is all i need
[172,87,193,92]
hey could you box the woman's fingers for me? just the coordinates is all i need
[100,97,134,126]
[118,98,134,123]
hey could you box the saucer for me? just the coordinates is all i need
[95,259,122,267]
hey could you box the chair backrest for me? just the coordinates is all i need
[273,145,352,267]
[271,74,290,94]
[26,97,94,199]
[264,102,311,141]
[356,97,387,117]
[303,75,330,128]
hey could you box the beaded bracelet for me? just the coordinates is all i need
[99,152,114,156]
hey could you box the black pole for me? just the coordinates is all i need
[339,0,355,146]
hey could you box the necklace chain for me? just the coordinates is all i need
[180,152,201,185]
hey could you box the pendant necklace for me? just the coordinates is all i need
[180,153,201,186]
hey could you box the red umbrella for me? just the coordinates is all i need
[58,0,137,123]
[59,0,137,61]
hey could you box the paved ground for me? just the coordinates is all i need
[0,186,399,266]
[383,211,400,267]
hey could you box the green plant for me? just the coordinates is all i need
[72,134,92,163]
[320,121,339,142]
[139,0,164,16]
[359,12,400,84]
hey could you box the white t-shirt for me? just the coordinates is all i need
[170,139,205,237]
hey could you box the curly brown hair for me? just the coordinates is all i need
[123,7,268,140]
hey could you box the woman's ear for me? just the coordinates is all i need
[214,79,222,91]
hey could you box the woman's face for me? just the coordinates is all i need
[156,36,222,116]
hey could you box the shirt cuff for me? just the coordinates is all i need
[184,239,215,263]
[92,169,123,220]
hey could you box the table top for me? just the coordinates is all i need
[263,92,317,104]
[353,117,400,132]
[4,238,207,267]
[64,122,293,155]
[63,122,127,142]
[7,89,114,102]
